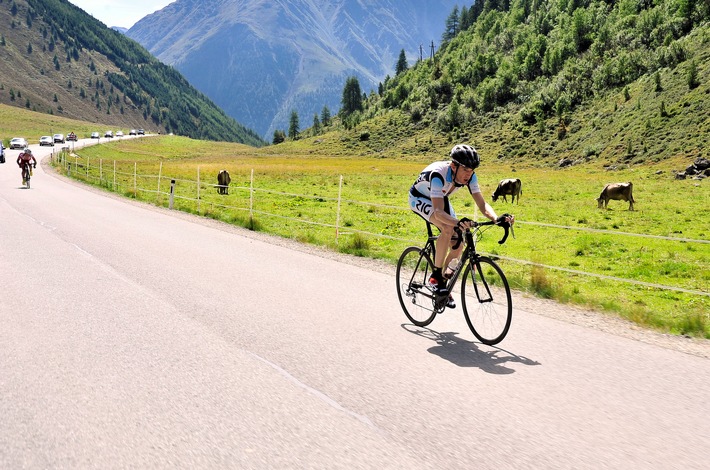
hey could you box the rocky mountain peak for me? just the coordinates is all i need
[128,0,460,138]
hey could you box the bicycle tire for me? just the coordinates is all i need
[460,257,512,345]
[396,246,438,327]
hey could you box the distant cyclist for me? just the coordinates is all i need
[409,144,514,307]
[17,147,37,186]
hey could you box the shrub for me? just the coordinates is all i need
[530,265,554,299]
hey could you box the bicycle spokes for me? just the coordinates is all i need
[396,247,438,327]
[461,257,513,345]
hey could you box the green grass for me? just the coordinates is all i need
[51,136,710,338]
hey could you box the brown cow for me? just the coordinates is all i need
[597,182,635,210]
[217,170,231,195]
[492,178,522,203]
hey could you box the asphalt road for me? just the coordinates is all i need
[1,143,708,469]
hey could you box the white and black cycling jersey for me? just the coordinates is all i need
[409,161,481,200]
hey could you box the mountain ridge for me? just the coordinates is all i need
[0,0,265,145]
[128,0,462,138]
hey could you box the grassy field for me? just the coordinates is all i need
[50,135,710,338]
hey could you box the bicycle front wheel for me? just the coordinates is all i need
[396,246,438,327]
[461,257,512,345]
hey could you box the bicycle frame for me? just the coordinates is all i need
[424,221,485,296]
[21,163,32,187]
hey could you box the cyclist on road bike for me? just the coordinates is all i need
[409,144,514,307]
[17,147,37,185]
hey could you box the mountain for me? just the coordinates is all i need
[0,0,265,145]
[290,0,708,167]
[127,0,462,138]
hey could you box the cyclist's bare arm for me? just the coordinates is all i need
[472,192,498,222]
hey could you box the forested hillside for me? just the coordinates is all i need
[309,0,708,167]
[0,0,265,145]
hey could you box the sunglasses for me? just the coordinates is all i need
[457,163,475,172]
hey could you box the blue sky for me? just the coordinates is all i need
[68,1,175,29]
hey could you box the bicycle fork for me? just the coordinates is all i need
[461,257,494,304]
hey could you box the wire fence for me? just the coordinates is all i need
[53,152,709,298]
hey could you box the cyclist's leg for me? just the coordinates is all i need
[411,194,452,267]
[429,199,460,270]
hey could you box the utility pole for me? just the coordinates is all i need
[430,41,435,60]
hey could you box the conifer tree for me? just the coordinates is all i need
[312,114,321,134]
[395,49,408,76]
[442,6,460,43]
[341,76,363,117]
[320,105,331,126]
[273,129,286,144]
[288,110,300,140]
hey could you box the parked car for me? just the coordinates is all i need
[91,132,100,139]
[129,129,137,135]
[53,133,65,143]
[67,132,78,141]
[39,136,54,146]
[10,137,28,149]
[104,131,113,138]
[137,129,145,135]
[116,131,124,137]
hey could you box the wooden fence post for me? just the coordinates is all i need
[336,175,343,242]
[250,169,254,219]
[158,161,163,199]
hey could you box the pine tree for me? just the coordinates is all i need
[320,106,331,126]
[459,5,473,31]
[312,114,321,134]
[395,49,408,76]
[341,76,363,117]
[442,6,460,43]
[288,110,300,140]
[687,60,699,89]
[273,129,285,144]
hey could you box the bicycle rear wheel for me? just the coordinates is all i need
[396,246,438,326]
[461,257,512,345]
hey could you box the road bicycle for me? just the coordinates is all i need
[21,163,34,189]
[396,219,513,345]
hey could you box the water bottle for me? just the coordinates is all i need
[444,258,459,279]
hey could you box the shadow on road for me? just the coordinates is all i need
[401,324,540,373]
